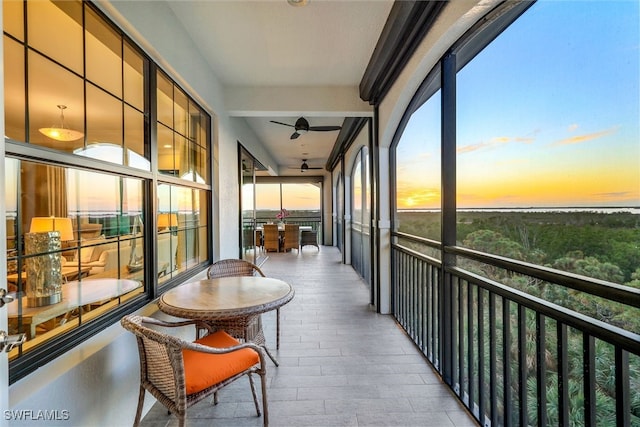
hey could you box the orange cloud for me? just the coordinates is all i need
[552,127,617,146]
[457,135,534,154]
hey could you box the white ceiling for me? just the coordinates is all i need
[166,0,394,175]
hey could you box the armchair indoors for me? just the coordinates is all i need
[262,224,280,252]
[120,315,268,427]
[282,224,299,253]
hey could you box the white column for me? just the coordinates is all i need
[377,146,391,314]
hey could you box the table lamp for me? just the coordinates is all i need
[157,213,178,231]
[24,217,74,307]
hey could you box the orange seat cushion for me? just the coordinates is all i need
[182,330,259,395]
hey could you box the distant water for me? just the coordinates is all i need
[399,207,640,214]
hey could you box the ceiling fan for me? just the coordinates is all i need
[270,117,341,140]
[288,159,324,173]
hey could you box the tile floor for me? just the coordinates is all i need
[140,246,477,426]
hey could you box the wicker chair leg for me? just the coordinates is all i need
[262,345,279,367]
[248,373,261,416]
[133,385,145,427]
[276,308,281,350]
[260,370,268,426]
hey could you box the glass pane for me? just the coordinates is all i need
[28,51,84,151]
[352,153,362,222]
[157,124,175,176]
[3,0,24,40]
[4,36,25,142]
[157,71,173,128]
[27,0,83,74]
[175,134,188,179]
[199,114,210,183]
[7,161,144,357]
[124,41,144,111]
[85,7,122,97]
[189,100,201,142]
[5,158,19,254]
[174,87,188,137]
[395,90,441,241]
[86,84,123,162]
[124,105,148,170]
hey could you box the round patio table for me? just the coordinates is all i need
[158,276,294,365]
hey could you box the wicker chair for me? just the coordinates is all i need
[207,258,266,279]
[120,315,268,427]
[262,224,280,252]
[282,224,299,253]
[207,258,282,352]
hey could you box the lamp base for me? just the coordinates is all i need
[27,292,62,308]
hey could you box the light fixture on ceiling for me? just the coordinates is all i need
[39,105,84,142]
[287,0,309,6]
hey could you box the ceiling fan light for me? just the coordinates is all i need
[287,0,309,6]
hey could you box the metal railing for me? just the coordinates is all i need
[247,217,323,243]
[391,231,640,427]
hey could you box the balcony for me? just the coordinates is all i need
[140,247,476,426]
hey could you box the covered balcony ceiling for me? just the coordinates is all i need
[165,0,394,175]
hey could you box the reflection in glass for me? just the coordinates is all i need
[27,0,83,74]
[124,105,147,170]
[3,0,24,40]
[85,7,122,97]
[86,84,123,155]
[28,52,84,150]
[157,71,173,128]
[6,159,144,353]
[4,36,25,141]
[124,42,145,111]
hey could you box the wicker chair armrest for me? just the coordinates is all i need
[183,340,267,367]
[140,316,214,334]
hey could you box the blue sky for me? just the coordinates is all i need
[396,1,639,209]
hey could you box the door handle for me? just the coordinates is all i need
[0,331,26,352]
[0,288,13,308]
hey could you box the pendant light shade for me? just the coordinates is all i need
[39,105,84,142]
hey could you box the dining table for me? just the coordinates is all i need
[157,276,294,365]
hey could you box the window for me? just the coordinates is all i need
[3,0,211,382]
[351,148,371,282]
[394,89,441,258]
[455,1,639,287]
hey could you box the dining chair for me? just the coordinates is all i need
[207,258,282,351]
[282,224,300,253]
[262,224,280,252]
[120,314,268,427]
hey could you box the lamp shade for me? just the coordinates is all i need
[29,217,74,241]
[157,213,178,229]
[38,105,84,142]
[39,127,84,142]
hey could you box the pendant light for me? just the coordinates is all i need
[39,105,84,142]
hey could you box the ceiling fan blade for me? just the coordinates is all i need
[308,125,342,132]
[270,120,295,128]
[290,132,300,140]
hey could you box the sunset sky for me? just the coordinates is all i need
[396,1,639,210]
